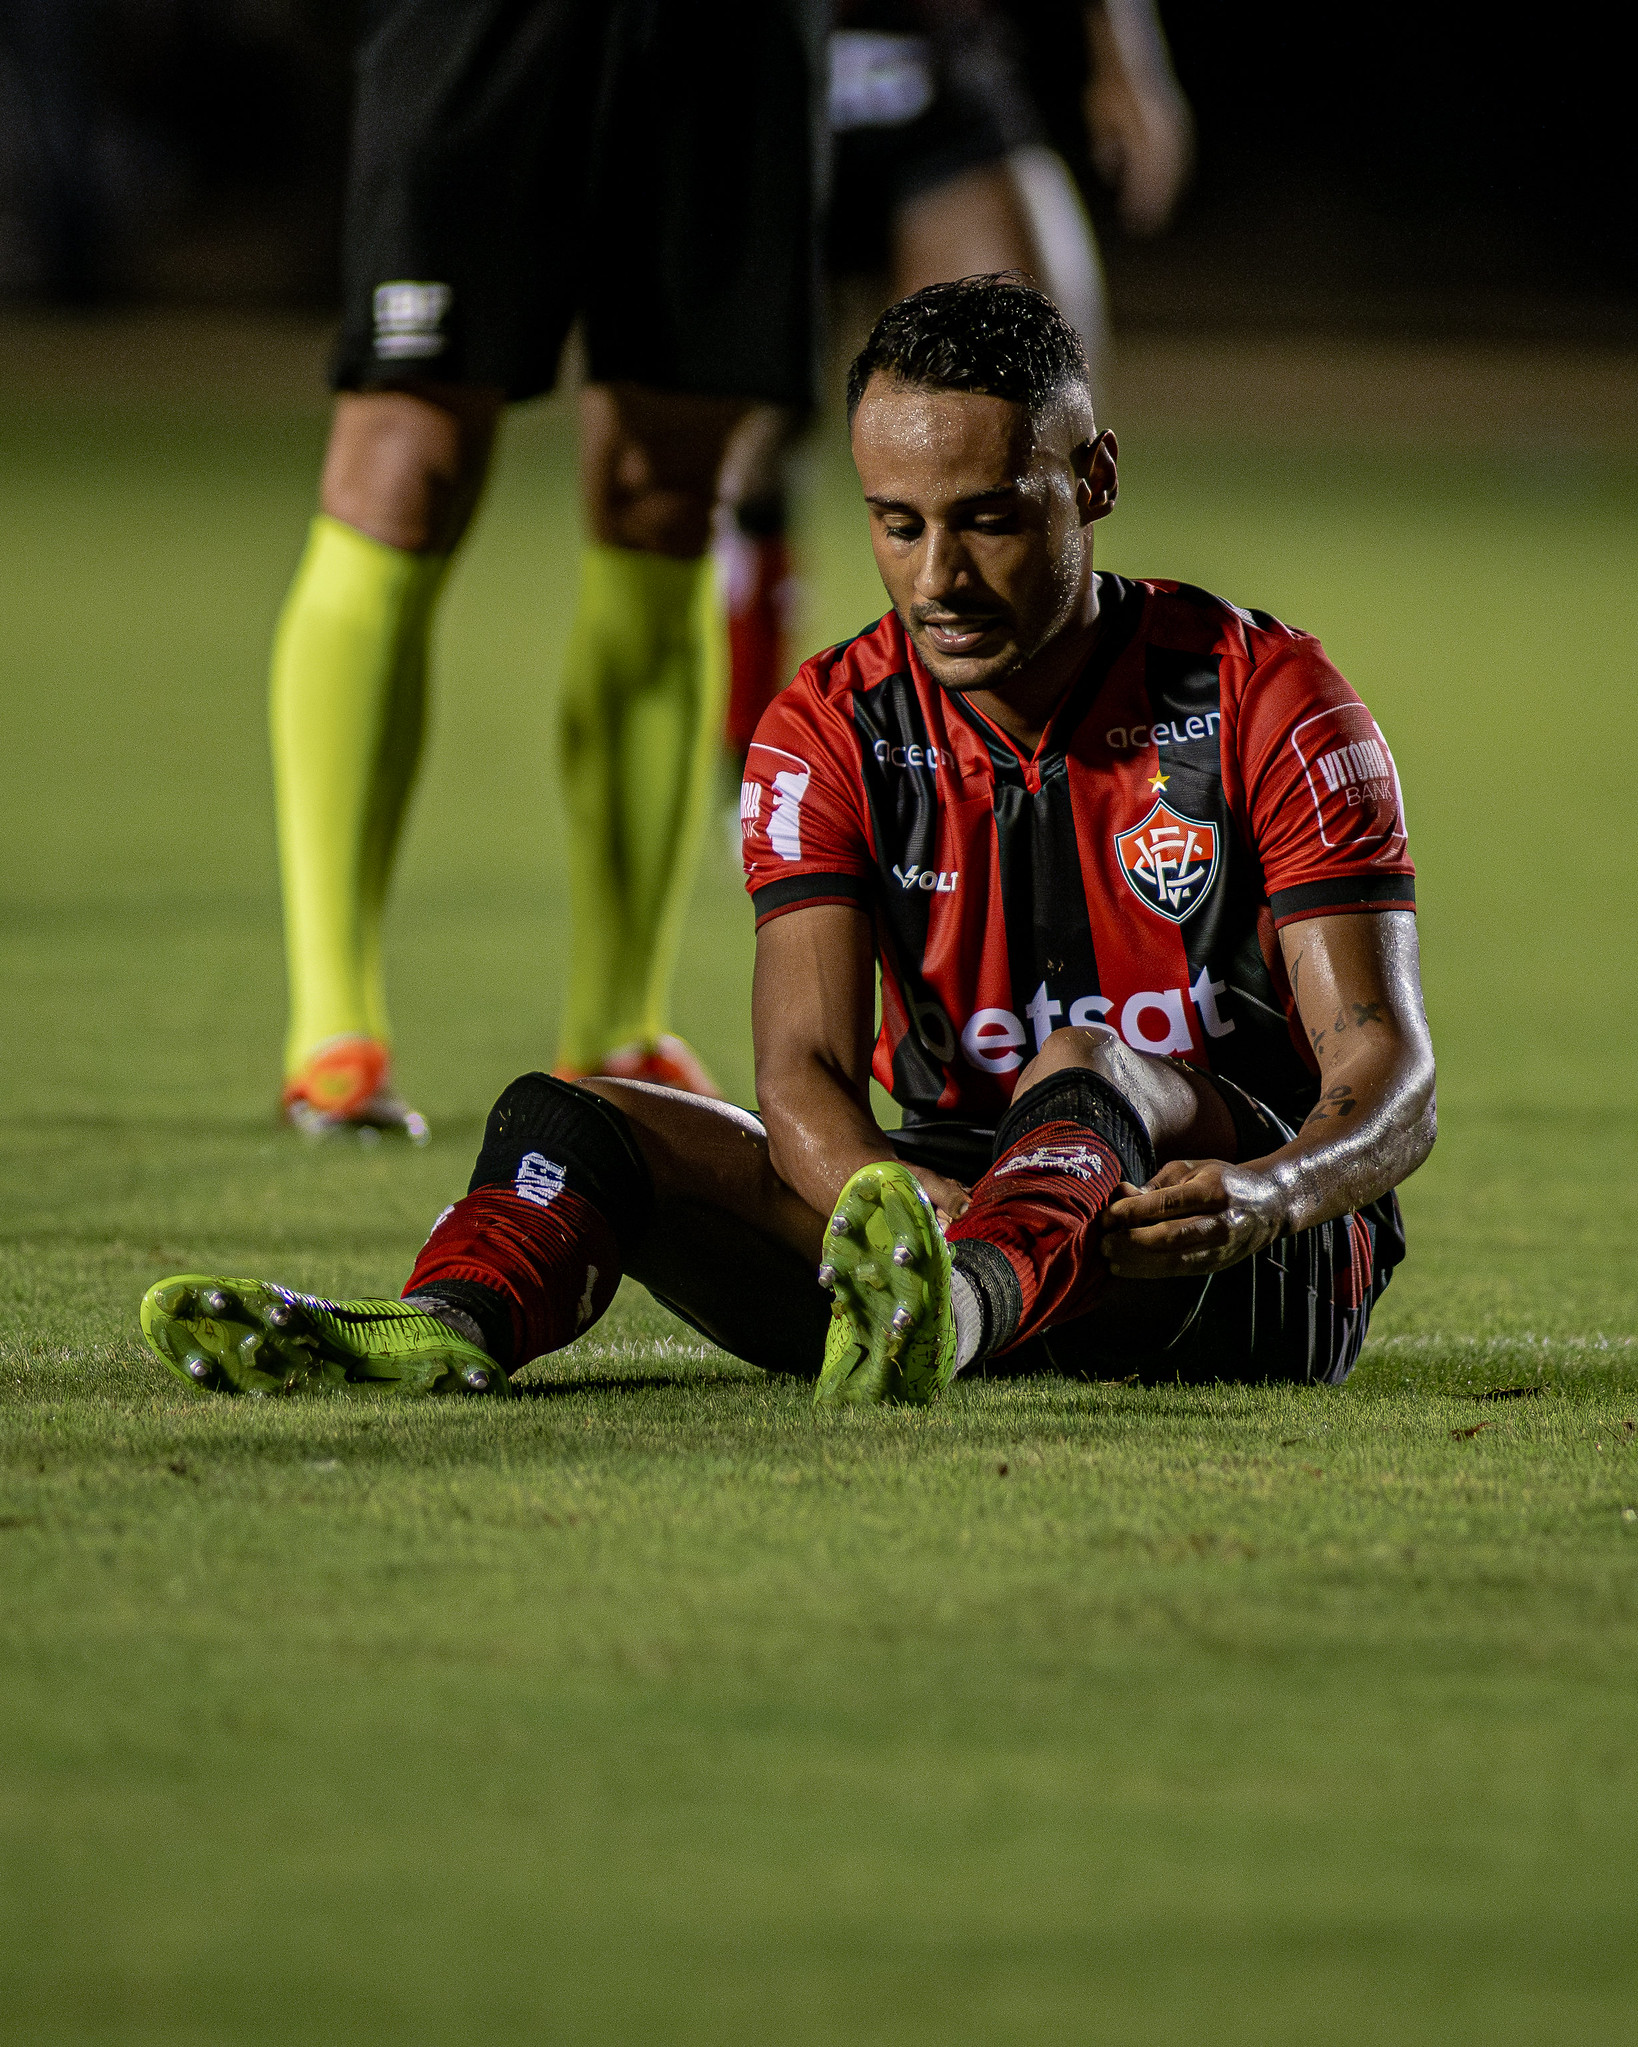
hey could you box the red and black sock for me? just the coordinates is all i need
[402,1074,653,1370]
[947,1070,1155,1362]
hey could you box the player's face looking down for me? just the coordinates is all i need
[850,374,1117,743]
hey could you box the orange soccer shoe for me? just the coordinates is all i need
[282,1033,430,1144]
[554,1033,723,1100]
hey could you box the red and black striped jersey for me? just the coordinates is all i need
[740,574,1415,1134]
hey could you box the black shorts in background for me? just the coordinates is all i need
[826,8,1041,277]
[333,0,829,406]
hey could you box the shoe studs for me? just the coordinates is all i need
[183,1351,212,1382]
[462,1367,491,1393]
[829,1213,849,1237]
[892,1244,913,1267]
[816,1263,836,1291]
[201,1288,229,1317]
[891,1306,914,1334]
[266,1301,292,1329]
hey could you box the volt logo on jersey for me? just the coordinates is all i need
[1114,799,1220,922]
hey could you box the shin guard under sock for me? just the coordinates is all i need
[947,1070,1155,1362]
[402,1074,653,1369]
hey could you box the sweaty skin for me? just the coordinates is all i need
[751,375,1435,1279]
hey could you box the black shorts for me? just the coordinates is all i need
[826,9,1041,276]
[333,0,828,406]
[889,1076,1404,1389]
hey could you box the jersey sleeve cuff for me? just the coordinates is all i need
[750,871,873,926]
[1268,874,1416,927]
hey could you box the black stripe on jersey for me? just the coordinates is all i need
[851,671,959,1104]
[751,872,872,922]
[952,577,1148,1053]
[1138,639,1296,1109]
[1170,583,1280,637]
[1269,875,1416,924]
[1140,641,1246,976]
[1141,645,1223,772]
[1045,574,1147,745]
[990,771,1039,1039]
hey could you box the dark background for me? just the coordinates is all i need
[2,0,1632,339]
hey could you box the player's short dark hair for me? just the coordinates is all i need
[846,274,1090,425]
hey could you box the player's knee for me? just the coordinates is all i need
[470,1073,654,1249]
[320,387,499,553]
[1016,1024,1126,1094]
[594,478,717,557]
[581,383,746,558]
[996,1040,1157,1188]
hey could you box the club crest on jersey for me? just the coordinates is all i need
[1114,799,1219,922]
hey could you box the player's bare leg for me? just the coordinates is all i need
[143,1071,832,1397]
[273,382,501,1141]
[891,156,1107,388]
[571,1078,833,1369]
[320,383,501,554]
[1010,1025,1237,1162]
[556,384,752,1097]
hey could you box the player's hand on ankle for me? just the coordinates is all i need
[1100,1160,1288,1278]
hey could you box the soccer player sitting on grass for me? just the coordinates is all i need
[141,278,1436,1404]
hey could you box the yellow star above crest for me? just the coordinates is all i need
[1149,770,1170,791]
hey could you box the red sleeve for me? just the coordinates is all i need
[740,660,874,926]
[1230,626,1416,928]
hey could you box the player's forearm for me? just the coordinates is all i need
[757,1052,896,1220]
[1254,1037,1437,1236]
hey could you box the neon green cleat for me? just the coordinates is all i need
[814,1162,956,1407]
[138,1276,507,1398]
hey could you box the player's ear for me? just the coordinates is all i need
[1076,428,1118,525]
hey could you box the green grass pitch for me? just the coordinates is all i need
[1,323,1636,2040]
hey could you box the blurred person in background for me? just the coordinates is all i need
[0,0,115,302]
[718,0,1191,770]
[270,0,828,1141]
[0,0,349,307]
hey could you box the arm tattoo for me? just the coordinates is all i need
[1299,1082,1359,1132]
[1350,1000,1385,1027]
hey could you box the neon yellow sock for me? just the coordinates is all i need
[270,515,447,1076]
[556,545,725,1070]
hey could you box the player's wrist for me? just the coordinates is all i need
[1233,1157,1299,1242]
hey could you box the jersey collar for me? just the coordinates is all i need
[932,573,1146,788]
